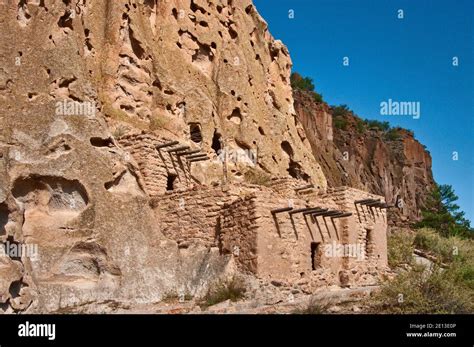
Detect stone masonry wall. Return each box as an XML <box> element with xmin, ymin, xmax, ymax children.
<box><xmin>219</xmin><ymin>194</ymin><xmax>260</xmax><ymax>273</ymax></box>
<box><xmin>151</xmin><ymin>186</ymin><xmax>246</xmax><ymax>248</ymax></box>
<box><xmin>328</xmin><ymin>187</ymin><xmax>388</xmax><ymax>270</ymax></box>
<box><xmin>149</xmin><ymin>178</ymin><xmax>389</xmax><ymax>288</ymax></box>
<box><xmin>220</xmin><ymin>185</ymin><xmax>389</xmax><ymax>288</ymax></box>
<box><xmin>118</xmin><ymin>132</ymin><xmax>195</xmax><ymax>196</ymax></box>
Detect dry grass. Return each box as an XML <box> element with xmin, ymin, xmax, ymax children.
<box><xmin>200</xmin><ymin>277</ymin><xmax>247</xmax><ymax>308</ymax></box>
<box><xmin>369</xmin><ymin>228</ymin><xmax>474</xmax><ymax>314</ymax></box>
<box><xmin>293</xmin><ymin>296</ymin><xmax>332</xmax><ymax>314</ymax></box>
<box><xmin>243</xmin><ymin>168</ymin><xmax>272</xmax><ymax>186</ymax></box>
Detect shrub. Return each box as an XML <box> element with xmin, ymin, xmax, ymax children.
<box><xmin>293</xmin><ymin>296</ymin><xmax>332</xmax><ymax>314</ymax></box>
<box><xmin>414</xmin><ymin>228</ymin><xmax>472</xmax><ymax>264</ymax></box>
<box><xmin>370</xmin><ymin>228</ymin><xmax>474</xmax><ymax>313</ymax></box>
<box><xmin>200</xmin><ymin>277</ymin><xmax>247</xmax><ymax>308</ymax></box>
<box><xmin>291</xmin><ymin>72</ymin><xmax>324</xmax><ymax>103</ymax></box>
<box><xmin>243</xmin><ymin>168</ymin><xmax>272</xmax><ymax>186</ymax></box>
<box><xmin>161</xmin><ymin>292</ymin><xmax>194</xmax><ymax>303</ymax></box>
<box><xmin>112</xmin><ymin>125</ymin><xmax>128</xmax><ymax>139</ymax></box>
<box><xmin>149</xmin><ymin>115</ymin><xmax>169</xmax><ymax>131</ymax></box>
<box><xmin>365</xmin><ymin>119</ymin><xmax>390</xmax><ymax>132</ymax></box>
<box><xmin>332</xmin><ymin>104</ymin><xmax>350</xmax><ymax>117</ymax></box>
<box><xmin>333</xmin><ymin>116</ymin><xmax>348</xmax><ymax>130</ymax></box>
<box><xmin>356</xmin><ymin>119</ymin><xmax>366</xmax><ymax>134</ymax></box>
<box><xmin>369</xmin><ymin>264</ymin><xmax>473</xmax><ymax>314</ymax></box>
<box><xmin>101</xmin><ymin>102</ymin><xmax>148</xmax><ymax>130</ymax></box>
<box><xmin>313</xmin><ymin>91</ymin><xmax>324</xmax><ymax>103</ymax></box>
<box><xmin>290</xmin><ymin>72</ymin><xmax>315</xmax><ymax>92</ymax></box>
<box><xmin>452</xmin><ymin>261</ymin><xmax>474</xmax><ymax>290</ymax></box>
<box><xmin>388</xmin><ymin>230</ymin><xmax>415</xmax><ymax>268</ymax></box>
<box><xmin>384</xmin><ymin>128</ymin><xmax>401</xmax><ymax>141</ymax></box>
<box><xmin>414</xmin><ymin>228</ymin><xmax>457</xmax><ymax>263</ymax></box>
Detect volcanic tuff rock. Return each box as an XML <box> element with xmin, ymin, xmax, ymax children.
<box><xmin>294</xmin><ymin>89</ymin><xmax>435</xmax><ymax>224</ymax></box>
<box><xmin>0</xmin><ymin>0</ymin><xmax>327</xmax><ymax>313</ymax></box>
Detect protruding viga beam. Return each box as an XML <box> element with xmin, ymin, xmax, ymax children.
<box><xmin>185</xmin><ymin>153</ymin><xmax>208</xmax><ymax>160</ymax></box>
<box><xmin>311</xmin><ymin>210</ymin><xmax>331</xmax><ymax>217</ymax></box>
<box><xmin>310</xmin><ymin>209</ymin><xmax>332</xmax><ymax>223</ymax></box>
<box><xmin>365</xmin><ymin>200</ymin><xmax>383</xmax><ymax>207</ymax></box>
<box><xmin>321</xmin><ymin>210</ymin><xmax>344</xmax><ymax>217</ymax></box>
<box><xmin>188</xmin><ymin>156</ymin><xmax>209</xmax><ymax>163</ymax></box>
<box><xmin>302</xmin><ymin>208</ymin><xmax>327</xmax><ymax>216</ymax></box>
<box><xmin>294</xmin><ymin>184</ymin><xmax>314</xmax><ymax>192</ymax></box>
<box><xmin>330</xmin><ymin>212</ymin><xmax>352</xmax><ymax>219</ymax></box>
<box><xmin>372</xmin><ymin>203</ymin><xmax>391</xmax><ymax>209</ymax></box>
<box><xmin>271</xmin><ymin>207</ymin><xmax>293</xmax><ymax>215</ymax></box>
<box><xmin>354</xmin><ymin>198</ymin><xmax>374</xmax><ymax>204</ymax></box>
<box><xmin>354</xmin><ymin>199</ymin><xmax>380</xmax><ymax>206</ymax></box>
<box><xmin>156</xmin><ymin>141</ymin><xmax>179</xmax><ymax>150</ymax></box>
<box><xmin>176</xmin><ymin>149</ymin><xmax>201</xmax><ymax>156</ymax></box>
<box><xmin>288</xmin><ymin>207</ymin><xmax>321</xmax><ymax>215</ymax></box>
<box><xmin>166</xmin><ymin>145</ymin><xmax>190</xmax><ymax>153</ymax></box>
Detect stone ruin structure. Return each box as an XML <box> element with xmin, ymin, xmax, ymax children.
<box><xmin>121</xmin><ymin>131</ymin><xmax>389</xmax><ymax>290</ymax></box>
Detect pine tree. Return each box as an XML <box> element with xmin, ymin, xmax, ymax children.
<box><xmin>416</xmin><ymin>184</ymin><xmax>473</xmax><ymax>238</ymax></box>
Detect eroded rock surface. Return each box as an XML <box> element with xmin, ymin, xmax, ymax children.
<box><xmin>294</xmin><ymin>89</ymin><xmax>435</xmax><ymax>225</ymax></box>
<box><xmin>0</xmin><ymin>0</ymin><xmax>328</xmax><ymax>313</ymax></box>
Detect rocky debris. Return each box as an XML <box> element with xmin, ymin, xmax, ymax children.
<box><xmin>73</xmin><ymin>283</ymin><xmax>380</xmax><ymax>314</ymax></box>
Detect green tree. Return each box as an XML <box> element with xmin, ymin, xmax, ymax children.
<box><xmin>384</xmin><ymin>128</ymin><xmax>401</xmax><ymax>141</ymax></box>
<box><xmin>332</xmin><ymin>104</ymin><xmax>351</xmax><ymax>117</ymax></box>
<box><xmin>364</xmin><ymin>119</ymin><xmax>390</xmax><ymax>132</ymax></box>
<box><xmin>416</xmin><ymin>184</ymin><xmax>473</xmax><ymax>238</ymax></box>
<box><xmin>356</xmin><ymin>119</ymin><xmax>366</xmax><ymax>134</ymax></box>
<box><xmin>290</xmin><ymin>72</ymin><xmax>315</xmax><ymax>91</ymax></box>
<box><xmin>291</xmin><ymin>72</ymin><xmax>324</xmax><ymax>103</ymax></box>
<box><xmin>333</xmin><ymin>116</ymin><xmax>348</xmax><ymax>130</ymax></box>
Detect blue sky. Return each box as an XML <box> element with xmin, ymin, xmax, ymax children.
<box><xmin>254</xmin><ymin>0</ymin><xmax>473</xmax><ymax>222</ymax></box>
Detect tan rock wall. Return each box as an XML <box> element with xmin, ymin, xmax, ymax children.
<box><xmin>294</xmin><ymin>90</ymin><xmax>435</xmax><ymax>224</ymax></box>
<box><xmin>96</xmin><ymin>0</ymin><xmax>327</xmax><ymax>187</ymax></box>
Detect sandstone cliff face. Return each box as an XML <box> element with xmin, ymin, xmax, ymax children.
<box><xmin>294</xmin><ymin>90</ymin><xmax>435</xmax><ymax>224</ymax></box>
<box><xmin>97</xmin><ymin>0</ymin><xmax>325</xmax><ymax>186</ymax></box>
<box><xmin>0</xmin><ymin>0</ymin><xmax>328</xmax><ymax>313</ymax></box>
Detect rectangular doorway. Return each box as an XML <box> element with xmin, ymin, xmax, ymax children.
<box><xmin>311</xmin><ymin>242</ymin><xmax>320</xmax><ymax>270</ymax></box>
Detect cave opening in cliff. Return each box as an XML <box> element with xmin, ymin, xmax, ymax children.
<box><xmin>288</xmin><ymin>160</ymin><xmax>310</xmax><ymax>182</ymax></box>
<box><xmin>8</xmin><ymin>280</ymin><xmax>22</xmax><ymax>299</ymax></box>
<box><xmin>90</xmin><ymin>137</ymin><xmax>113</xmax><ymax>148</ymax></box>
<box><xmin>211</xmin><ymin>130</ymin><xmax>222</xmax><ymax>154</ymax></box>
<box><xmin>167</xmin><ymin>173</ymin><xmax>177</xmax><ymax>191</ymax></box>
<box><xmin>0</xmin><ymin>203</ymin><xmax>8</xmax><ymax>236</ymax></box>
<box><xmin>189</xmin><ymin>123</ymin><xmax>202</xmax><ymax>143</ymax></box>
<box><xmin>281</xmin><ymin>141</ymin><xmax>294</xmax><ymax>157</ymax></box>
<box><xmin>288</xmin><ymin>161</ymin><xmax>299</xmax><ymax>179</ymax></box>
<box><xmin>311</xmin><ymin>242</ymin><xmax>320</xmax><ymax>270</ymax></box>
